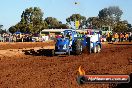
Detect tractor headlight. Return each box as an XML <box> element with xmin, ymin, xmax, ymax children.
<box><xmin>63</xmin><ymin>44</ymin><xmax>67</xmax><ymax>49</ymax></box>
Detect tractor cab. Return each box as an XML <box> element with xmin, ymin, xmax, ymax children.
<box><xmin>63</xmin><ymin>30</ymin><xmax>77</xmax><ymax>39</ymax></box>
<box><xmin>55</xmin><ymin>29</ymin><xmax>78</xmax><ymax>55</ymax></box>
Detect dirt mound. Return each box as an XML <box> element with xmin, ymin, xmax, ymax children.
<box><xmin>0</xmin><ymin>41</ymin><xmax>55</xmax><ymax>50</ymax></box>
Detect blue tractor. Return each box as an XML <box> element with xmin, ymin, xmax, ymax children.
<box><xmin>54</xmin><ymin>29</ymin><xmax>102</xmax><ymax>55</ymax></box>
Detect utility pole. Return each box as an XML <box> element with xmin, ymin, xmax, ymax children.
<box><xmin>74</xmin><ymin>1</ymin><xmax>80</xmax><ymax>30</ymax></box>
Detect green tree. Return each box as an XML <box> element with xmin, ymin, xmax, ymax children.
<box><xmin>58</xmin><ymin>24</ymin><xmax>69</xmax><ymax>29</ymax></box>
<box><xmin>98</xmin><ymin>6</ymin><xmax>123</xmax><ymax>28</ymax></box>
<box><xmin>0</xmin><ymin>25</ymin><xmax>3</xmax><ymax>29</ymax></box>
<box><xmin>121</xmin><ymin>21</ymin><xmax>132</xmax><ymax>32</ymax></box>
<box><xmin>0</xmin><ymin>25</ymin><xmax>7</xmax><ymax>34</ymax></box>
<box><xmin>45</xmin><ymin>17</ymin><xmax>61</xmax><ymax>29</ymax></box>
<box><xmin>127</xmin><ymin>23</ymin><xmax>132</xmax><ymax>32</ymax></box>
<box><xmin>113</xmin><ymin>21</ymin><xmax>128</xmax><ymax>32</ymax></box>
<box><xmin>87</xmin><ymin>17</ymin><xmax>101</xmax><ymax>28</ymax></box>
<box><xmin>8</xmin><ymin>26</ymin><xmax>17</xmax><ymax>34</ymax></box>
<box><xmin>108</xmin><ymin>6</ymin><xmax>123</xmax><ymax>22</ymax></box>
<box><xmin>0</xmin><ymin>25</ymin><xmax>3</xmax><ymax>33</ymax></box>
<box><xmin>20</xmin><ymin>7</ymin><xmax>45</xmax><ymax>33</ymax></box>
<box><xmin>66</xmin><ymin>14</ymin><xmax>86</xmax><ymax>29</ymax></box>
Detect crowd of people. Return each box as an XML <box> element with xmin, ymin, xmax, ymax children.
<box><xmin>0</xmin><ymin>31</ymin><xmax>132</xmax><ymax>43</ymax></box>
<box><xmin>105</xmin><ymin>32</ymin><xmax>132</xmax><ymax>42</ymax></box>
<box><xmin>0</xmin><ymin>33</ymin><xmax>33</xmax><ymax>42</ymax></box>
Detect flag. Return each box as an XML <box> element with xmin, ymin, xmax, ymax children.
<box><xmin>75</xmin><ymin>21</ymin><xmax>80</xmax><ymax>29</ymax></box>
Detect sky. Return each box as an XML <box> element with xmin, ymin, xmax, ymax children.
<box><xmin>0</xmin><ymin>0</ymin><xmax>132</xmax><ymax>29</ymax></box>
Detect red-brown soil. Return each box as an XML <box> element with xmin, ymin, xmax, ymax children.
<box><xmin>0</xmin><ymin>41</ymin><xmax>55</xmax><ymax>50</ymax></box>
<box><xmin>0</xmin><ymin>42</ymin><xmax>132</xmax><ymax>88</ymax></box>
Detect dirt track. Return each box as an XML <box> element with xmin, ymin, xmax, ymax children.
<box><xmin>0</xmin><ymin>42</ymin><xmax>132</xmax><ymax>88</ymax></box>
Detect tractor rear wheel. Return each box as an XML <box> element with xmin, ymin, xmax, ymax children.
<box><xmin>73</xmin><ymin>40</ymin><xmax>82</xmax><ymax>55</ymax></box>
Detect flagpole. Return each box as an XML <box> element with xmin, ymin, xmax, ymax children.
<box><xmin>74</xmin><ymin>2</ymin><xmax>78</xmax><ymax>30</ymax></box>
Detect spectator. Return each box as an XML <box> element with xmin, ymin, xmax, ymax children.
<box><xmin>125</xmin><ymin>33</ymin><xmax>129</xmax><ymax>41</ymax></box>
<box><xmin>114</xmin><ymin>33</ymin><xmax>119</xmax><ymax>42</ymax></box>
<box><xmin>110</xmin><ymin>32</ymin><xmax>112</xmax><ymax>42</ymax></box>
<box><xmin>129</xmin><ymin>32</ymin><xmax>132</xmax><ymax>42</ymax></box>
<box><xmin>120</xmin><ymin>33</ymin><xmax>124</xmax><ymax>42</ymax></box>
<box><xmin>107</xmin><ymin>32</ymin><xmax>110</xmax><ymax>42</ymax></box>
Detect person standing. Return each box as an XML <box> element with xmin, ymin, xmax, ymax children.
<box><xmin>125</xmin><ymin>33</ymin><xmax>129</xmax><ymax>41</ymax></box>
<box><xmin>129</xmin><ymin>32</ymin><xmax>132</xmax><ymax>42</ymax></box>
<box><xmin>120</xmin><ymin>33</ymin><xmax>124</xmax><ymax>42</ymax></box>
<box><xmin>110</xmin><ymin>32</ymin><xmax>112</xmax><ymax>42</ymax></box>
<box><xmin>107</xmin><ymin>32</ymin><xmax>110</xmax><ymax>42</ymax></box>
<box><xmin>114</xmin><ymin>33</ymin><xmax>119</xmax><ymax>42</ymax></box>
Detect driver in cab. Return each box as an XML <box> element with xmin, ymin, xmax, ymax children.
<box><xmin>66</xmin><ymin>33</ymin><xmax>72</xmax><ymax>40</ymax></box>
